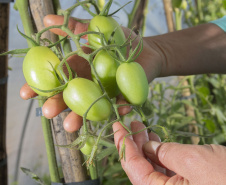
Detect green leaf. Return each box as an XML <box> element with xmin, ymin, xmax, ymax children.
<box><xmin>223</xmin><ymin>0</ymin><xmax>226</xmax><ymax>9</ymax></box>
<box><xmin>0</xmin><ymin>48</ymin><xmax>30</xmax><ymax>56</ymax></box>
<box><xmin>17</xmin><ymin>26</ymin><xmax>38</xmax><ymax>47</ymax></box>
<box><xmin>197</xmin><ymin>86</ymin><xmax>210</xmax><ymax>97</ymax></box>
<box><xmin>203</xmin><ymin>119</ymin><xmax>216</xmax><ymax>133</ymax></box>
<box><xmin>213</xmin><ymin>133</ymin><xmax>226</xmax><ymax>145</ymax></box>
<box><xmin>20</xmin><ymin>167</ymin><xmax>46</xmax><ymax>185</ymax></box>
<box><xmin>197</xmin><ymin>86</ymin><xmax>210</xmax><ymax>105</ymax></box>
<box><xmin>96</xmin><ymin>146</ymin><xmax>117</xmax><ymax>161</ymax></box>
<box><xmin>212</xmin><ymin>107</ymin><xmax>226</xmax><ymax>123</ymax></box>
<box><xmin>103</xmin><ymin>163</ymin><xmax>123</xmax><ymax>177</ymax></box>
<box><xmin>56</xmin><ymin>135</ymin><xmax>85</xmax><ymax>149</ymax></box>
<box><xmin>47</xmin><ymin>36</ymin><xmax>68</xmax><ymax>48</ymax></box>
<box><xmin>208</xmin><ymin>78</ymin><xmax>220</xmax><ymax>88</ymax></box>
<box><xmin>181</xmin><ymin>100</ymin><xmax>196</xmax><ymax>109</ymax></box>
<box><xmin>141</xmin><ymin>100</ymin><xmax>153</xmax><ymax>118</ymax></box>
<box><xmin>108</xmin><ymin>1</ymin><xmax>132</xmax><ymax>16</ymax></box>
<box><xmin>175</xmin><ymin>131</ymin><xmax>214</xmax><ymax>138</ymax></box>
<box><xmin>172</xmin><ymin>0</ymin><xmax>182</xmax><ymax>9</ymax></box>
<box><xmin>171</xmin><ymin>101</ymin><xmax>183</xmax><ymax>112</ymax></box>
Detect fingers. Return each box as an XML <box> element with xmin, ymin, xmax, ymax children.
<box><xmin>148</xmin><ymin>132</ymin><xmax>161</xmax><ymax>142</ymax></box>
<box><xmin>130</xmin><ymin>121</ymin><xmax>149</xmax><ymax>155</ymax></box>
<box><xmin>116</xmin><ymin>95</ymin><xmax>132</xmax><ymax>115</ymax></box>
<box><xmin>113</xmin><ymin>121</ymin><xmax>169</xmax><ymax>185</ymax></box>
<box><xmin>44</xmin><ymin>15</ymin><xmax>89</xmax><ymax>40</ymax></box>
<box><xmin>20</xmin><ymin>83</ymin><xmax>37</xmax><ymax>100</ymax></box>
<box><xmin>63</xmin><ymin>111</ymin><xmax>83</xmax><ymax>133</ymax></box>
<box><xmin>66</xmin><ymin>46</ymin><xmax>92</xmax><ymax>79</ymax></box>
<box><xmin>42</xmin><ymin>92</ymin><xmax>67</xmax><ymax>119</ymax></box>
<box><xmin>143</xmin><ymin>141</ymin><xmax>226</xmax><ymax>184</ymax></box>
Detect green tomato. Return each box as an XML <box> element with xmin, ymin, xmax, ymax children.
<box><xmin>80</xmin><ymin>137</ymin><xmax>95</xmax><ymax>156</ymax></box>
<box><xmin>63</xmin><ymin>78</ymin><xmax>111</xmax><ymax>121</ymax></box>
<box><xmin>116</xmin><ymin>62</ymin><xmax>149</xmax><ymax>105</ymax></box>
<box><xmin>180</xmin><ymin>0</ymin><xmax>187</xmax><ymax>10</ymax></box>
<box><xmin>23</xmin><ymin>46</ymin><xmax>61</xmax><ymax>96</ymax></box>
<box><xmin>88</xmin><ymin>15</ymin><xmax>126</xmax><ymax>56</ymax></box>
<box><xmin>91</xmin><ymin>50</ymin><xmax>120</xmax><ymax>98</ymax></box>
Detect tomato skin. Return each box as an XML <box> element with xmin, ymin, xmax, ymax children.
<box><xmin>88</xmin><ymin>15</ymin><xmax>126</xmax><ymax>56</ymax></box>
<box><xmin>63</xmin><ymin>78</ymin><xmax>111</xmax><ymax>121</ymax></box>
<box><xmin>80</xmin><ymin>137</ymin><xmax>95</xmax><ymax>156</ymax></box>
<box><xmin>91</xmin><ymin>50</ymin><xmax>120</xmax><ymax>98</ymax></box>
<box><xmin>23</xmin><ymin>46</ymin><xmax>61</xmax><ymax>96</ymax></box>
<box><xmin>116</xmin><ymin>62</ymin><xmax>149</xmax><ymax>105</ymax></box>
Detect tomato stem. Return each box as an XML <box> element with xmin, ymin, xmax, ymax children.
<box><xmin>36</xmin><ymin>25</ymin><xmax>61</xmax><ymax>45</ymax></box>
<box><xmin>82</xmin><ymin>94</ymin><xmax>108</xmax><ymax>133</ymax></box>
<box><xmin>14</xmin><ymin>0</ymin><xmax>35</xmax><ymax>48</ymax></box>
<box><xmin>66</xmin><ymin>0</ymin><xmax>97</xmax><ymax>17</ymax></box>
<box><xmin>113</xmin><ymin>104</ymin><xmax>132</xmax><ymax>134</ymax></box>
<box><xmin>137</xmin><ymin>106</ymin><xmax>148</xmax><ymax>127</ymax></box>
<box><xmin>39</xmin><ymin>100</ymin><xmax>61</xmax><ymax>182</ymax></box>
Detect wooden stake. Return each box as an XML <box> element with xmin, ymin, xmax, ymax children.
<box><xmin>163</xmin><ymin>0</ymin><xmax>175</xmax><ymax>32</ymax></box>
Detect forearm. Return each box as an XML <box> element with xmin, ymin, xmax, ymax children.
<box><xmin>145</xmin><ymin>23</ymin><xmax>226</xmax><ymax>77</ymax></box>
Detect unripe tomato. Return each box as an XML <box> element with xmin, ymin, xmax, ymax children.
<box><xmin>88</xmin><ymin>15</ymin><xmax>126</xmax><ymax>56</ymax></box>
<box><xmin>116</xmin><ymin>62</ymin><xmax>149</xmax><ymax>105</ymax></box>
<box><xmin>80</xmin><ymin>137</ymin><xmax>95</xmax><ymax>156</ymax></box>
<box><xmin>97</xmin><ymin>0</ymin><xmax>105</xmax><ymax>11</ymax></box>
<box><xmin>91</xmin><ymin>50</ymin><xmax>120</xmax><ymax>98</ymax></box>
<box><xmin>180</xmin><ymin>0</ymin><xmax>187</xmax><ymax>10</ymax></box>
<box><xmin>63</xmin><ymin>78</ymin><xmax>111</xmax><ymax>121</ymax></box>
<box><xmin>23</xmin><ymin>46</ymin><xmax>61</xmax><ymax>96</ymax></box>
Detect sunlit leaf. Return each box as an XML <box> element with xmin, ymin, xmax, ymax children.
<box><xmin>21</xmin><ymin>168</ymin><xmax>46</xmax><ymax>185</ymax></box>
<box><xmin>96</xmin><ymin>146</ymin><xmax>117</xmax><ymax>161</ymax></box>
<box><xmin>203</xmin><ymin>119</ymin><xmax>216</xmax><ymax>133</ymax></box>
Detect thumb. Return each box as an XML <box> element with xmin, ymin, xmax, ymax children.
<box><xmin>143</xmin><ymin>141</ymin><xmax>220</xmax><ymax>182</ymax></box>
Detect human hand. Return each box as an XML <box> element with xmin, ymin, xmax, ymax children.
<box><xmin>20</xmin><ymin>15</ymin><xmax>163</xmax><ymax>132</ymax></box>
<box><xmin>113</xmin><ymin>121</ymin><xmax>226</xmax><ymax>185</ymax></box>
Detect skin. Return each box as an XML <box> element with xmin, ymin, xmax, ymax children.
<box><xmin>113</xmin><ymin>121</ymin><xmax>226</xmax><ymax>185</ymax></box>
<box><xmin>20</xmin><ymin>15</ymin><xmax>226</xmax><ymax>184</ymax></box>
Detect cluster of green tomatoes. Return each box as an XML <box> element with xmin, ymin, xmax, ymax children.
<box><xmin>21</xmin><ymin>2</ymin><xmax>149</xmax><ymax>156</ymax></box>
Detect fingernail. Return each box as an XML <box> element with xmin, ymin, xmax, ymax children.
<box><xmin>143</xmin><ymin>141</ymin><xmax>161</xmax><ymax>154</ymax></box>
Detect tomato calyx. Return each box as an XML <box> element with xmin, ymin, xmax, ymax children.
<box><xmin>74</xmin><ymin>0</ymin><xmax>131</xmax><ymax>18</ymax></box>
<box><xmin>98</xmin><ymin>0</ymin><xmax>132</xmax><ymax>17</ymax></box>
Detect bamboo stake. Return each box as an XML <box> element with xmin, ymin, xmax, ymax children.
<box><xmin>162</xmin><ymin>0</ymin><xmax>200</xmax><ymax>144</ymax></box>
<box><xmin>51</xmin><ymin>113</ymin><xmax>88</xmax><ymax>182</ymax></box>
<box><xmin>0</xmin><ymin>3</ymin><xmax>9</xmax><ymax>185</ymax></box>
<box><xmin>163</xmin><ymin>0</ymin><xmax>175</xmax><ymax>32</ymax></box>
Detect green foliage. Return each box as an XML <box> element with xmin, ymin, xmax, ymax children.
<box><xmin>186</xmin><ymin>0</ymin><xmax>226</xmax><ymax>25</ymax></box>
<box><xmin>155</xmin><ymin>0</ymin><xmax>226</xmax><ymax>145</ymax></box>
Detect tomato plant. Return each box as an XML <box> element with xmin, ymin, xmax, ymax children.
<box><xmin>88</xmin><ymin>15</ymin><xmax>126</xmax><ymax>56</ymax></box>
<box><xmin>91</xmin><ymin>50</ymin><xmax>120</xmax><ymax>98</ymax></box>
<box><xmin>63</xmin><ymin>78</ymin><xmax>112</xmax><ymax>121</ymax></box>
<box><xmin>80</xmin><ymin>137</ymin><xmax>96</xmax><ymax>156</ymax></box>
<box><xmin>116</xmin><ymin>62</ymin><xmax>149</xmax><ymax>105</ymax></box>
<box><xmin>23</xmin><ymin>46</ymin><xmax>62</xmax><ymax>96</ymax></box>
